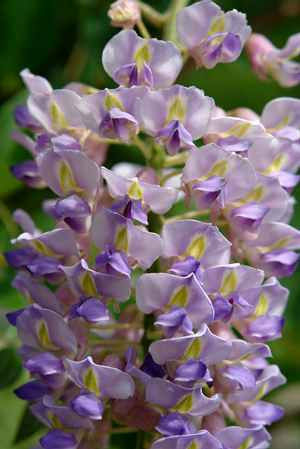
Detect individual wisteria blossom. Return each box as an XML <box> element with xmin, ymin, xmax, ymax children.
<box><xmin>102</xmin><ymin>30</ymin><xmax>183</xmax><ymax>89</ymax></box>
<box><xmin>101</xmin><ymin>166</ymin><xmax>178</xmax><ymax>216</ymax></box>
<box><xmin>77</xmin><ymin>86</ymin><xmax>149</xmax><ymax>145</ymax></box>
<box><xmin>176</xmin><ymin>0</ymin><xmax>251</xmax><ymax>69</ymax></box>
<box><xmin>5</xmin><ymin>1</ymin><xmax>300</xmax><ymax>449</ymax></box>
<box><xmin>181</xmin><ymin>143</ymin><xmax>257</xmax><ymax>210</ymax></box>
<box><xmin>134</xmin><ymin>85</ymin><xmax>215</xmax><ymax>155</ymax></box>
<box><xmin>246</xmin><ymin>32</ymin><xmax>300</xmax><ymax>87</ymax></box>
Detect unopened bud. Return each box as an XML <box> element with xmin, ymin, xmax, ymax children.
<box><xmin>108</xmin><ymin>1</ymin><xmax>141</xmax><ymax>30</ymax></box>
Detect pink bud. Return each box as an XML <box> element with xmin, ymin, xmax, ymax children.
<box><xmin>245</xmin><ymin>33</ymin><xmax>276</xmax><ymax>81</ymax></box>
<box><xmin>108</xmin><ymin>1</ymin><xmax>141</xmax><ymax>30</ymax></box>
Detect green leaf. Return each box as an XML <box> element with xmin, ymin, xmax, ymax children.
<box><xmin>0</xmin><ymin>88</ymin><xmax>29</xmax><ymax>164</ymax></box>
<box><xmin>14</xmin><ymin>403</ymin><xmax>44</xmax><ymax>444</ymax></box>
<box><xmin>0</xmin><ymin>348</ymin><xmax>23</xmax><ymax>389</ymax></box>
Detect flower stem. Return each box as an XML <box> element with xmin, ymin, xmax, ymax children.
<box><xmin>164</xmin><ymin>209</ymin><xmax>210</xmax><ymax>223</ymax></box>
<box><xmin>138</xmin><ymin>2</ymin><xmax>170</xmax><ymax>27</ymax></box>
<box><xmin>132</xmin><ymin>134</ymin><xmax>151</xmax><ymax>160</ymax></box>
<box><xmin>98</xmin><ymin>426</ymin><xmax>138</xmax><ymax>435</ymax></box>
<box><xmin>160</xmin><ymin>168</ymin><xmax>183</xmax><ymax>185</ymax></box>
<box><xmin>163</xmin><ymin>151</ymin><xmax>189</xmax><ymax>167</ymax></box>
<box><xmin>0</xmin><ymin>199</ymin><xmax>20</xmax><ymax>238</ymax></box>
<box><xmin>136</xmin><ymin>20</ymin><xmax>151</xmax><ymax>39</ymax></box>
<box><xmin>163</xmin><ymin>0</ymin><xmax>190</xmax><ymax>44</ymax></box>
<box><xmin>91</xmin><ymin>323</ymin><xmax>142</xmax><ymax>330</ymax></box>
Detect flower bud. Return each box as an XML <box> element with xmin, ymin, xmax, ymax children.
<box><xmin>108</xmin><ymin>1</ymin><xmax>141</xmax><ymax>30</ymax></box>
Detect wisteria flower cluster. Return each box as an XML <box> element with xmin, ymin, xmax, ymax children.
<box><xmin>5</xmin><ymin>1</ymin><xmax>300</xmax><ymax>448</ymax></box>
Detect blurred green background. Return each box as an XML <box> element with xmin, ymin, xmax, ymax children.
<box><xmin>0</xmin><ymin>0</ymin><xmax>300</xmax><ymax>448</ymax></box>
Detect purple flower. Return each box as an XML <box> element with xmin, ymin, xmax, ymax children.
<box><xmin>176</xmin><ymin>0</ymin><xmax>251</xmax><ymax>69</ymax></box>
<box><xmin>134</xmin><ymin>85</ymin><xmax>214</xmax><ymax>155</ymax></box>
<box><xmin>102</xmin><ymin>30</ymin><xmax>182</xmax><ymax>89</ymax></box>
<box><xmin>246</xmin><ymin>32</ymin><xmax>300</xmax><ymax>87</ymax></box>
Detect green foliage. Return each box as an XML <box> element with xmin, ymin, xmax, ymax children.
<box><xmin>14</xmin><ymin>404</ymin><xmax>44</xmax><ymax>444</ymax></box>
<box><xmin>0</xmin><ymin>348</ymin><xmax>23</xmax><ymax>389</ymax></box>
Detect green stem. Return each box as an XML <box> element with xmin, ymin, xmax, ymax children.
<box><xmin>163</xmin><ymin>0</ymin><xmax>191</xmax><ymax>44</ymax></box>
<box><xmin>137</xmin><ymin>2</ymin><xmax>170</xmax><ymax>27</ymax></box>
<box><xmin>163</xmin><ymin>151</ymin><xmax>189</xmax><ymax>167</ymax></box>
<box><xmin>136</xmin><ymin>430</ymin><xmax>147</xmax><ymax>449</ymax></box>
<box><xmin>136</xmin><ymin>20</ymin><xmax>151</xmax><ymax>39</ymax></box>
<box><xmin>149</xmin><ymin>143</ymin><xmax>165</xmax><ymax>180</ymax></box>
<box><xmin>0</xmin><ymin>199</ymin><xmax>20</xmax><ymax>239</ymax></box>
<box><xmin>160</xmin><ymin>168</ymin><xmax>183</xmax><ymax>185</ymax></box>
<box><xmin>91</xmin><ymin>323</ymin><xmax>142</xmax><ymax>330</ymax></box>
<box><xmin>132</xmin><ymin>134</ymin><xmax>151</xmax><ymax>160</ymax></box>
<box><xmin>164</xmin><ymin>209</ymin><xmax>210</xmax><ymax>223</ymax></box>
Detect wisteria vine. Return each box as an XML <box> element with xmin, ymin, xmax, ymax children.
<box><xmin>5</xmin><ymin>1</ymin><xmax>300</xmax><ymax>448</ymax></box>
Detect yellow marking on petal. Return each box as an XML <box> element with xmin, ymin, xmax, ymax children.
<box><xmin>243</xmin><ymin>384</ymin><xmax>268</xmax><ymax>406</ymax></box>
<box><xmin>38</xmin><ymin>322</ymin><xmax>58</xmax><ymax>350</ymax></box>
<box><xmin>208</xmin><ymin>15</ymin><xmax>225</xmax><ymax>36</ymax></box>
<box><xmin>238</xmin><ymin>437</ymin><xmax>252</xmax><ymax>449</ymax></box>
<box><xmin>167</xmin><ymin>97</ymin><xmax>185</xmax><ymax>124</ymax></box>
<box><xmin>59</xmin><ymin>160</ymin><xmax>80</xmax><ymax>194</ymax></box>
<box><xmin>165</xmin><ymin>285</ymin><xmax>188</xmax><ymax>310</ymax></box>
<box><xmin>267</xmin><ymin>113</ymin><xmax>292</xmax><ymax>132</ymax></box>
<box><xmin>253</xmin><ymin>292</ymin><xmax>268</xmax><ymax>319</ymax></box>
<box><xmin>219</xmin><ymin>122</ymin><xmax>251</xmax><ymax>139</ymax></box>
<box><xmin>263</xmin><ymin>153</ymin><xmax>284</xmax><ymax>174</ymax></box>
<box><xmin>51</xmin><ymin>102</ymin><xmax>71</xmax><ymax>132</ymax></box>
<box><xmin>172</xmin><ymin>393</ymin><xmax>193</xmax><ymax>414</ymax></box>
<box><xmin>182</xmin><ymin>235</ymin><xmax>205</xmax><ymax>260</ymax></box>
<box><xmin>178</xmin><ymin>338</ymin><xmax>202</xmax><ymax>363</ymax></box>
<box><xmin>32</xmin><ymin>239</ymin><xmax>56</xmax><ymax>256</ymax></box>
<box><xmin>51</xmin><ymin>413</ymin><xmax>68</xmax><ymax>430</ymax></box>
<box><xmin>220</xmin><ymin>270</ymin><xmax>237</xmax><ymax>296</ymax></box>
<box><xmin>187</xmin><ymin>440</ymin><xmax>201</xmax><ymax>449</ymax></box>
<box><xmin>256</xmin><ymin>237</ymin><xmax>290</xmax><ymax>256</ymax></box>
<box><xmin>134</xmin><ymin>43</ymin><xmax>150</xmax><ymax>71</ymax></box>
<box><xmin>114</xmin><ymin>225</ymin><xmax>129</xmax><ymax>252</ymax></box>
<box><xmin>127</xmin><ymin>179</ymin><xmax>143</xmax><ymax>200</ymax></box>
<box><xmin>81</xmin><ymin>271</ymin><xmax>98</xmax><ymax>297</ymax></box>
<box><xmin>25</xmin><ymin>290</ymin><xmax>34</xmax><ymax>304</ymax></box>
<box><xmin>206</xmin><ymin>158</ymin><xmax>228</xmax><ymax>178</ymax></box>
<box><xmin>225</xmin><ymin>351</ymin><xmax>253</xmax><ymax>365</ymax></box>
<box><xmin>258</xmin><ymin>237</ymin><xmax>290</xmax><ymax>254</ymax></box>
<box><xmin>237</xmin><ymin>185</ymin><xmax>263</xmax><ymax>206</ymax></box>
<box><xmin>105</xmin><ymin>92</ymin><xmax>123</xmax><ymax>111</ymax></box>
<box><xmin>84</xmin><ymin>367</ymin><xmax>99</xmax><ymax>393</ymax></box>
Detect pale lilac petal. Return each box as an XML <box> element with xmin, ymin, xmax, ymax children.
<box><xmin>216</xmin><ymin>425</ymin><xmax>271</xmax><ymax>449</ymax></box>
<box><xmin>102</xmin><ymin>30</ymin><xmax>182</xmax><ymax>89</ymax></box>
<box><xmin>16</xmin><ymin>304</ymin><xmax>78</xmax><ymax>354</ymax></box>
<box><xmin>12</xmin><ymin>272</ymin><xmax>61</xmax><ymax>313</ymax></box>
<box><xmin>151</xmin><ymin>432</ymin><xmax>222</xmax><ymax>449</ymax></box>
<box><xmin>146</xmin><ymin>378</ymin><xmax>221</xmax><ymax>416</ymax></box>
<box><xmin>60</xmin><ymin>259</ymin><xmax>131</xmax><ymax>302</ymax></box>
<box><xmin>161</xmin><ymin>220</ymin><xmax>231</xmax><ymax>268</ymax></box>
<box><xmin>261</xmin><ymin>97</ymin><xmax>300</xmax><ymax>130</ymax></box>
<box><xmin>66</xmin><ymin>356</ymin><xmax>135</xmax><ymax>399</ymax></box>
<box><xmin>176</xmin><ymin>1</ymin><xmax>221</xmax><ymax>49</ymax></box>
<box><xmin>37</xmin><ymin>148</ymin><xmax>100</xmax><ymax>197</ymax></box>
<box><xmin>149</xmin><ymin>324</ymin><xmax>232</xmax><ymax>366</ymax></box>
<box><xmin>136</xmin><ymin>272</ymin><xmax>213</xmax><ymax>326</ymax></box>
<box><xmin>20</xmin><ymin>68</ymin><xmax>52</xmax><ymax>94</ymax></box>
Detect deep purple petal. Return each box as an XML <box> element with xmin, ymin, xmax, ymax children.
<box><xmin>14</xmin><ymin>379</ymin><xmax>52</xmax><ymax>400</ymax></box>
<box><xmin>40</xmin><ymin>430</ymin><xmax>79</xmax><ymax>449</ymax></box>
<box><xmin>155</xmin><ymin>412</ymin><xmax>190</xmax><ymax>436</ymax></box>
<box><xmin>174</xmin><ymin>359</ymin><xmax>207</xmax><ymax>382</ymax></box>
<box><xmin>70</xmin><ymin>392</ymin><xmax>104</xmax><ymax>419</ymax></box>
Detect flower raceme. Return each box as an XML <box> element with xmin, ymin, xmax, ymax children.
<box><xmin>5</xmin><ymin>1</ymin><xmax>300</xmax><ymax>449</ymax></box>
